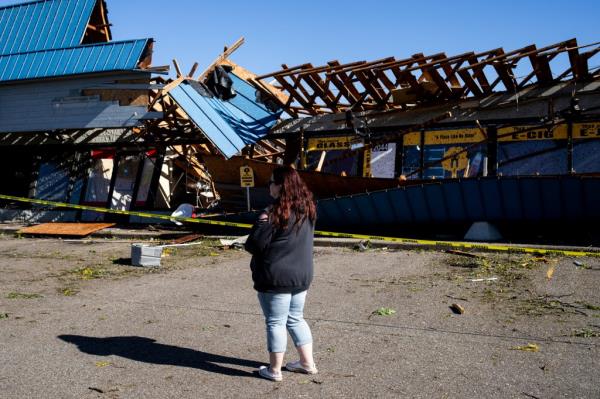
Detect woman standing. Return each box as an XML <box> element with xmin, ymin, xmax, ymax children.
<box><xmin>245</xmin><ymin>166</ymin><xmax>318</xmax><ymax>382</ymax></box>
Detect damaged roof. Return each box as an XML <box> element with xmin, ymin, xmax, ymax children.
<box><xmin>0</xmin><ymin>0</ymin><xmax>102</xmax><ymax>55</ymax></box>
<box><xmin>169</xmin><ymin>73</ymin><xmax>282</xmax><ymax>158</ymax></box>
<box><xmin>0</xmin><ymin>38</ymin><xmax>151</xmax><ymax>82</ymax></box>
<box><xmin>0</xmin><ymin>0</ymin><xmax>150</xmax><ymax>83</ymax></box>
<box><xmin>255</xmin><ymin>38</ymin><xmax>600</xmax><ymax>118</ymax></box>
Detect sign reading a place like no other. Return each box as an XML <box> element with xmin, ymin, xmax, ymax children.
<box><xmin>240</xmin><ymin>166</ymin><xmax>255</xmax><ymax>187</ymax></box>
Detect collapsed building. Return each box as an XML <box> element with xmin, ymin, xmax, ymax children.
<box><xmin>1</xmin><ymin>0</ymin><xmax>599</xmax><ymax>241</ymax></box>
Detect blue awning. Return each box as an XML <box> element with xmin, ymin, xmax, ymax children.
<box><xmin>169</xmin><ymin>73</ymin><xmax>282</xmax><ymax>158</ymax></box>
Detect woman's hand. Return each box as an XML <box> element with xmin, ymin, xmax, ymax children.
<box><xmin>258</xmin><ymin>212</ymin><xmax>269</xmax><ymax>222</ymax></box>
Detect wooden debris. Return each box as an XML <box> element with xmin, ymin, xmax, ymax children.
<box><xmin>170</xmin><ymin>234</ymin><xmax>203</xmax><ymax>245</ymax></box>
<box><xmin>19</xmin><ymin>223</ymin><xmax>115</xmax><ymax>237</ymax></box>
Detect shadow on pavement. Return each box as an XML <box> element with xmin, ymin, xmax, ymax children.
<box><xmin>58</xmin><ymin>335</ymin><xmax>263</xmax><ymax>377</ymax></box>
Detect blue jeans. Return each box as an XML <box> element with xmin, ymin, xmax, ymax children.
<box><xmin>257</xmin><ymin>290</ymin><xmax>313</xmax><ymax>353</ymax></box>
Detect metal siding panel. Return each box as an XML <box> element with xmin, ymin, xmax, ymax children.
<box><xmin>336</xmin><ymin>196</ymin><xmax>361</xmax><ymax>225</ymax></box>
<box><xmin>518</xmin><ymin>178</ymin><xmax>543</xmax><ymax>221</ymax></box>
<box><xmin>499</xmin><ymin>178</ymin><xmax>523</xmax><ymax>221</ymax></box>
<box><xmin>0</xmin><ymin>72</ymin><xmax>152</xmax><ymax>132</ymax></box>
<box><xmin>423</xmin><ymin>184</ymin><xmax>447</xmax><ymax>222</ymax></box>
<box><xmin>318</xmin><ymin>199</ymin><xmax>343</xmax><ymax>227</ymax></box>
<box><xmin>353</xmin><ymin>194</ymin><xmax>378</xmax><ymax>223</ymax></box>
<box><xmin>539</xmin><ymin>178</ymin><xmax>562</xmax><ymax>220</ymax></box>
<box><xmin>387</xmin><ymin>188</ymin><xmax>413</xmax><ymax>223</ymax></box>
<box><xmin>442</xmin><ymin>181</ymin><xmax>466</xmax><ymax>222</ymax></box>
<box><xmin>370</xmin><ymin>190</ymin><xmax>396</xmax><ymax>224</ymax></box>
<box><xmin>460</xmin><ymin>179</ymin><xmax>485</xmax><ymax>221</ymax></box>
<box><xmin>561</xmin><ymin>177</ymin><xmax>583</xmax><ymax>221</ymax></box>
<box><xmin>480</xmin><ymin>179</ymin><xmax>504</xmax><ymax>221</ymax></box>
<box><xmin>583</xmin><ymin>178</ymin><xmax>600</xmax><ymax>219</ymax></box>
<box><xmin>406</xmin><ymin>186</ymin><xmax>430</xmax><ymax>222</ymax></box>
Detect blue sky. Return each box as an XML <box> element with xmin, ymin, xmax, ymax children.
<box><xmin>2</xmin><ymin>0</ymin><xmax>599</xmax><ymax>77</ymax></box>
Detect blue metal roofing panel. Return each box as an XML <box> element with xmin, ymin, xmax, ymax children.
<box><xmin>0</xmin><ymin>0</ymin><xmax>96</xmax><ymax>55</ymax></box>
<box><xmin>169</xmin><ymin>75</ymin><xmax>282</xmax><ymax>158</ymax></box>
<box><xmin>0</xmin><ymin>39</ymin><xmax>148</xmax><ymax>82</ymax></box>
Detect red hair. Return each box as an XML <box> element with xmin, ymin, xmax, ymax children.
<box><xmin>271</xmin><ymin>166</ymin><xmax>316</xmax><ymax>230</ymax></box>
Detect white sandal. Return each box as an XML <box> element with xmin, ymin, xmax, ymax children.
<box><xmin>258</xmin><ymin>366</ymin><xmax>283</xmax><ymax>381</ymax></box>
<box><xmin>285</xmin><ymin>360</ymin><xmax>318</xmax><ymax>374</ymax></box>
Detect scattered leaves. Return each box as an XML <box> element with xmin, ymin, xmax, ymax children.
<box><xmin>510</xmin><ymin>343</ymin><xmax>539</xmax><ymax>352</ymax></box>
<box><xmin>372</xmin><ymin>307</ymin><xmax>396</xmax><ymax>316</ymax></box>
<box><xmin>59</xmin><ymin>288</ymin><xmax>78</xmax><ymax>296</ymax></box>
<box><xmin>571</xmin><ymin>328</ymin><xmax>600</xmax><ymax>338</ymax></box>
<box><xmin>71</xmin><ymin>267</ymin><xmax>106</xmax><ymax>280</ymax></box>
<box><xmin>6</xmin><ymin>292</ymin><xmax>42</xmax><ymax>299</ymax></box>
<box><xmin>0</xmin><ymin>313</ymin><xmax>8</xmax><ymax>319</ymax></box>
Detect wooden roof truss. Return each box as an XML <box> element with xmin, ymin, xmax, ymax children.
<box><xmin>253</xmin><ymin>38</ymin><xmax>600</xmax><ymax>116</ymax></box>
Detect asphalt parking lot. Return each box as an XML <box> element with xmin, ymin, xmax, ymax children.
<box><xmin>0</xmin><ymin>236</ymin><xmax>599</xmax><ymax>398</ymax></box>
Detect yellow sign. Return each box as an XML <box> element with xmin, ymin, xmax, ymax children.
<box><xmin>441</xmin><ymin>147</ymin><xmax>469</xmax><ymax>178</ymax></box>
<box><xmin>403</xmin><ymin>129</ymin><xmax>485</xmax><ymax>146</ymax></box>
<box><xmin>362</xmin><ymin>149</ymin><xmax>372</xmax><ymax>177</ymax></box>
<box><xmin>573</xmin><ymin>122</ymin><xmax>600</xmax><ymax>139</ymax></box>
<box><xmin>498</xmin><ymin>124</ymin><xmax>568</xmax><ymax>142</ymax></box>
<box><xmin>240</xmin><ymin>166</ymin><xmax>255</xmax><ymax>188</ymax></box>
<box><xmin>403</xmin><ymin>124</ymin><xmax>583</xmax><ymax>146</ymax></box>
<box><xmin>307</xmin><ymin>136</ymin><xmax>353</xmax><ymax>152</ymax></box>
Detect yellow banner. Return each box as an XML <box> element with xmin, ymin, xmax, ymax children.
<box><xmin>307</xmin><ymin>136</ymin><xmax>354</xmax><ymax>152</ymax></box>
<box><xmin>573</xmin><ymin>122</ymin><xmax>600</xmax><ymax>139</ymax></box>
<box><xmin>403</xmin><ymin>124</ymin><xmax>580</xmax><ymax>146</ymax></box>
<box><xmin>403</xmin><ymin>129</ymin><xmax>485</xmax><ymax>146</ymax></box>
<box><xmin>498</xmin><ymin>124</ymin><xmax>568</xmax><ymax>142</ymax></box>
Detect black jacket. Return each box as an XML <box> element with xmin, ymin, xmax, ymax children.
<box><xmin>245</xmin><ymin>213</ymin><xmax>314</xmax><ymax>293</ymax></box>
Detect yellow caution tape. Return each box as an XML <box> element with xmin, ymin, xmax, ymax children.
<box><xmin>1</xmin><ymin>193</ymin><xmax>599</xmax><ymax>258</ymax></box>
<box><xmin>0</xmin><ymin>194</ymin><xmax>252</xmax><ymax>229</ymax></box>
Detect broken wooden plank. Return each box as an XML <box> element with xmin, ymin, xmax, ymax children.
<box><xmin>19</xmin><ymin>223</ymin><xmax>115</xmax><ymax>237</ymax></box>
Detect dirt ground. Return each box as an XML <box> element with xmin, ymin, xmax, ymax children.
<box><xmin>0</xmin><ymin>235</ymin><xmax>599</xmax><ymax>399</ymax></box>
